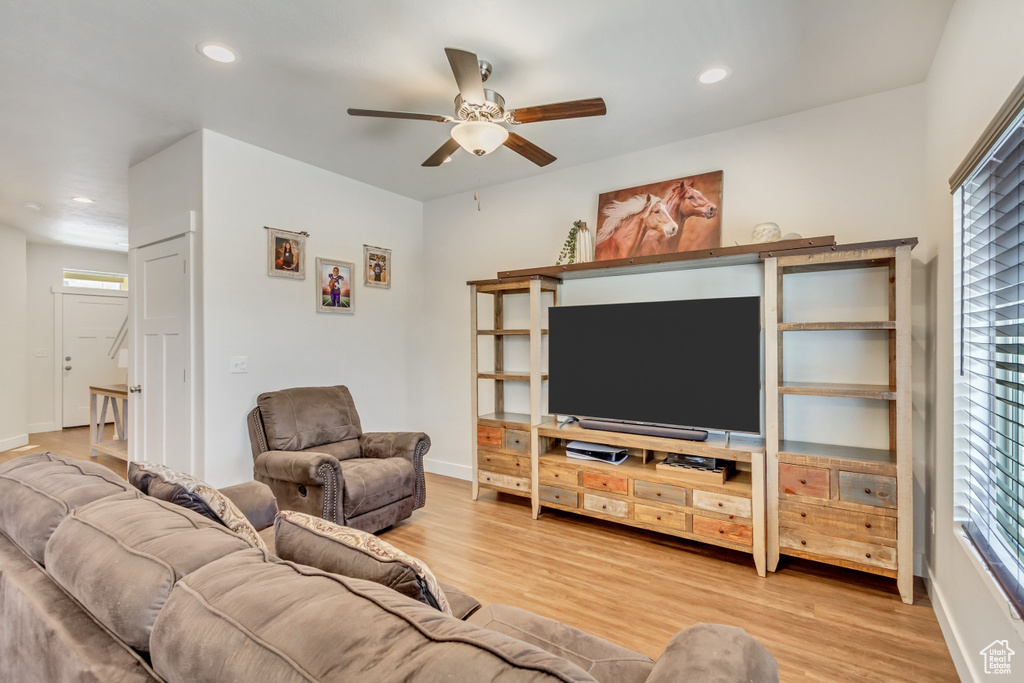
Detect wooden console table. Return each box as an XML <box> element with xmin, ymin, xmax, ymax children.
<box><xmin>533</xmin><ymin>421</ymin><xmax>767</xmax><ymax>577</ymax></box>
<box><xmin>90</xmin><ymin>384</ymin><xmax>128</xmax><ymax>460</ymax></box>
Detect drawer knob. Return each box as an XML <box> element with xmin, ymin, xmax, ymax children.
<box><xmin>865</xmin><ymin>553</ymin><xmax>872</xmax><ymax>559</ymax></box>
<box><xmin>800</xmin><ymin>479</ymin><xmax>807</xmax><ymax>485</ymax></box>
<box><xmin>718</xmin><ymin>502</ymin><xmax>723</xmax><ymax>507</ymax></box>
<box><xmin>719</xmin><ymin>529</ymin><xmax>725</xmax><ymax>534</ymax></box>
<box><xmin>656</xmin><ymin>515</ymin><xmax>662</xmax><ymax>521</ymax></box>
<box><xmin>656</xmin><ymin>492</ymin><xmax>662</xmax><ymax>497</ymax></box>
<box><xmin>800</xmin><ymin>540</ymin><xmax>807</xmax><ymax>546</ymax></box>
<box><xmin>865</xmin><ymin>488</ymin><xmax>872</xmax><ymax>494</ymax></box>
<box><xmin>602</xmin><ymin>505</ymin><xmax>607</xmax><ymax>510</ymax></box>
<box><xmin>800</xmin><ymin>512</ymin><xmax>807</xmax><ymax>518</ymax></box>
<box><xmin>865</xmin><ymin>523</ymin><xmax>872</xmax><ymax>529</ymax></box>
<box><xmin>554</xmin><ymin>495</ymin><xmax>560</xmax><ymax>499</ymax></box>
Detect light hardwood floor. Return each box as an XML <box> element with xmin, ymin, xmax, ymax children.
<box><xmin>2</xmin><ymin>428</ymin><xmax>958</xmax><ymax>681</ymax></box>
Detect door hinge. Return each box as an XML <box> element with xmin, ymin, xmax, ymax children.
<box><xmin>183</xmin><ymin>260</ymin><xmax>187</xmax><ymax>274</ymax></box>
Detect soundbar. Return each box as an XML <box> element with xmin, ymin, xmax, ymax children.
<box><xmin>578</xmin><ymin>418</ymin><xmax>709</xmax><ymax>441</ymax></box>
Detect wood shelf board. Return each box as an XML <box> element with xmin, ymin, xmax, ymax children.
<box><xmin>498</xmin><ymin>236</ymin><xmax>835</xmax><ymax>281</ymax></box>
<box><xmin>477</xmin><ymin>412</ymin><xmax>538</xmax><ymax>429</ymax></box>
<box><xmin>778</xmin><ymin>382</ymin><xmax>896</xmax><ymax>400</ymax></box>
<box><xmin>477</xmin><ymin>329</ymin><xmax>548</xmax><ymax>336</ymax></box>
<box><xmin>777</xmin><ymin>321</ymin><xmax>895</xmax><ymax>331</ymax></box>
<box><xmin>535</xmin><ymin>421</ymin><xmax>763</xmax><ymax>461</ymax></box>
<box><xmin>540</xmin><ymin>448</ymin><xmax>753</xmax><ymax>494</ymax></box>
<box><xmin>468</xmin><ymin>275</ymin><xmax>561</xmax><ymax>293</ymax></box>
<box><xmin>778</xmin><ymin>440</ymin><xmax>897</xmax><ymax>469</ymax></box>
<box><xmin>92</xmin><ymin>439</ymin><xmax>127</xmax><ymax>458</ymax></box>
<box><xmin>775</xmin><ymin>239</ymin><xmax>916</xmax><ymax>273</ymax></box>
<box><xmin>478</xmin><ymin>372</ymin><xmax>549</xmax><ymax>382</ymax></box>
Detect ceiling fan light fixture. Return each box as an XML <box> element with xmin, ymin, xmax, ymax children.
<box><xmin>451</xmin><ymin>121</ymin><xmax>508</xmax><ymax>156</ymax></box>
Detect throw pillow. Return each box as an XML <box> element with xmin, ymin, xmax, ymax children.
<box><xmin>274</xmin><ymin>510</ymin><xmax>451</xmax><ymax>615</ymax></box>
<box><xmin>128</xmin><ymin>461</ymin><xmax>266</xmax><ymax>551</ymax></box>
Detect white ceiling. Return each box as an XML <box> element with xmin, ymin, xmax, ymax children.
<box><xmin>0</xmin><ymin>0</ymin><xmax>953</xmax><ymax>251</ymax></box>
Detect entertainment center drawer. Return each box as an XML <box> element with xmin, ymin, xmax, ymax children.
<box><xmin>634</xmin><ymin>503</ymin><xmax>687</xmax><ymax>531</ymax></box>
<box><xmin>503</xmin><ymin>429</ymin><xmax>530</xmax><ymax>454</ymax></box>
<box><xmin>693</xmin><ymin>516</ymin><xmax>753</xmax><ymax>546</ymax></box>
<box><xmin>539</xmin><ymin>485</ymin><xmax>578</xmax><ymax>508</ymax></box>
<box><xmin>478</xmin><ymin>470</ymin><xmax>529</xmax><ymax>494</ymax></box>
<box><xmin>581</xmin><ymin>472</ymin><xmax>628</xmax><ymax>495</ymax></box>
<box><xmin>779</xmin><ymin>527</ymin><xmax>896</xmax><ymax>571</ymax></box>
<box><xmin>478</xmin><ymin>451</ymin><xmax>528</xmax><ymax>476</ymax></box>
<box><xmin>634</xmin><ymin>480</ymin><xmax>687</xmax><ymax>507</ymax></box>
<box><xmin>477</xmin><ymin>425</ymin><xmax>503</xmax><ymax>448</ymax></box>
<box><xmin>779</xmin><ymin>501</ymin><xmax>897</xmax><ymax>543</ymax></box>
<box><xmin>838</xmin><ymin>472</ymin><xmax>897</xmax><ymax>509</ymax></box>
<box><xmin>692</xmin><ymin>490</ymin><xmax>752</xmax><ymax>518</ymax></box>
<box><xmin>583</xmin><ymin>493</ymin><xmax>629</xmax><ymax>519</ymax></box>
<box><xmin>539</xmin><ymin>462</ymin><xmax>576</xmax><ymax>486</ymax></box>
<box><xmin>778</xmin><ymin>463</ymin><xmax>830</xmax><ymax>500</ymax></box>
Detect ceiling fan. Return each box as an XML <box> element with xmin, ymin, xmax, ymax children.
<box><xmin>347</xmin><ymin>48</ymin><xmax>606</xmax><ymax>168</ymax></box>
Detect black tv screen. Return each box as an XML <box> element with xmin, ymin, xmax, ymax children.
<box><xmin>548</xmin><ymin>297</ymin><xmax>761</xmax><ymax>433</ymax></box>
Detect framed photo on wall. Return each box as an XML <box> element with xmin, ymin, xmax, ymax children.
<box><xmin>267</xmin><ymin>227</ymin><xmax>306</xmax><ymax>279</ymax></box>
<box><xmin>363</xmin><ymin>245</ymin><xmax>391</xmax><ymax>288</ymax></box>
<box><xmin>316</xmin><ymin>257</ymin><xmax>355</xmax><ymax>314</ymax></box>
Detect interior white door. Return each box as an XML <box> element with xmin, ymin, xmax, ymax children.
<box><xmin>131</xmin><ymin>235</ymin><xmax>191</xmax><ymax>473</ymax></box>
<box><xmin>61</xmin><ymin>294</ymin><xmax>128</xmax><ymax>428</ymax></box>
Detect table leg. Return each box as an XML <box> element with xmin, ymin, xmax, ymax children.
<box><xmin>99</xmin><ymin>396</ymin><xmax>110</xmax><ymax>444</ymax></box>
<box><xmin>89</xmin><ymin>391</ymin><xmax>98</xmax><ymax>457</ymax></box>
<box><xmin>111</xmin><ymin>398</ymin><xmax>124</xmax><ymax>440</ymax></box>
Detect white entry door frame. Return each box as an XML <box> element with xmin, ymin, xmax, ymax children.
<box><xmin>52</xmin><ymin>287</ymin><xmax>129</xmax><ymax>430</ymax></box>
<box><xmin>128</xmin><ymin>229</ymin><xmax>199</xmax><ymax>476</ymax></box>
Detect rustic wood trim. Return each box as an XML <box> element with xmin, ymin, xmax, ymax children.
<box><xmin>764</xmin><ymin>237</ymin><xmax>918</xmax><ymax>262</ymax></box>
<box><xmin>894</xmin><ymin>244</ymin><xmax>914</xmax><ymax>604</ymax></box>
<box><xmin>470</xmin><ymin>284</ymin><xmax>479</xmax><ymax>501</ymax></box>
<box><xmin>949</xmin><ymin>73</ymin><xmax>1024</xmax><ymax>192</ymax></box>
<box><xmin>498</xmin><ymin>236</ymin><xmax>835</xmax><ymax>279</ymax></box>
<box><xmin>764</xmin><ymin>257</ymin><xmax>781</xmax><ymax>573</ymax></box>
<box><xmin>529</xmin><ymin>278</ymin><xmax>543</xmax><ymax>520</ymax></box>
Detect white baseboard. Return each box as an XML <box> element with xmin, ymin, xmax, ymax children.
<box><xmin>27</xmin><ymin>422</ymin><xmax>57</xmax><ymax>434</ymax></box>
<box><xmin>0</xmin><ymin>434</ymin><xmax>30</xmax><ymax>452</ymax></box>
<box><xmin>928</xmin><ymin>566</ymin><xmax>979</xmax><ymax>682</ymax></box>
<box><xmin>424</xmin><ymin>458</ymin><xmax>472</xmax><ymax>481</ymax></box>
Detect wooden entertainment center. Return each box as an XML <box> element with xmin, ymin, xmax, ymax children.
<box><xmin>469</xmin><ymin>235</ymin><xmax>916</xmax><ymax>601</ymax></box>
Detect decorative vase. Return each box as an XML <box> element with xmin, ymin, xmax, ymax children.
<box><xmin>575</xmin><ymin>221</ymin><xmax>593</xmax><ymax>264</ymax></box>
<box><xmin>751</xmin><ymin>222</ymin><xmax>782</xmax><ymax>243</ymax></box>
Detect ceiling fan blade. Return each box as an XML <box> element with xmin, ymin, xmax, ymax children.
<box><xmin>503</xmin><ymin>132</ymin><xmax>556</xmax><ymax>167</ymax></box>
<box><xmin>444</xmin><ymin>48</ymin><xmax>486</xmax><ymax>106</ymax></box>
<box><xmin>506</xmin><ymin>98</ymin><xmax>607</xmax><ymax>124</ymax></box>
<box><xmin>347</xmin><ymin>108</ymin><xmax>449</xmax><ymax>123</ymax></box>
<box><xmin>422</xmin><ymin>138</ymin><xmax>462</xmax><ymax>167</ymax></box>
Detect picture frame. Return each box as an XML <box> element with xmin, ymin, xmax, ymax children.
<box><xmin>267</xmin><ymin>227</ymin><xmax>306</xmax><ymax>279</ymax></box>
<box><xmin>316</xmin><ymin>257</ymin><xmax>355</xmax><ymax>314</ymax></box>
<box><xmin>363</xmin><ymin>244</ymin><xmax>391</xmax><ymax>288</ymax></box>
<box><xmin>594</xmin><ymin>170</ymin><xmax>723</xmax><ymax>261</ymax></box>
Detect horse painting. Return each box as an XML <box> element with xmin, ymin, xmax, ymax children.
<box><xmin>595</xmin><ymin>171</ymin><xmax>722</xmax><ymax>261</ymax></box>
<box><xmin>594</xmin><ymin>194</ymin><xmax>678</xmax><ymax>261</ymax></box>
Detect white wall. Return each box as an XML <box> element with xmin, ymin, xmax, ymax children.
<box><xmin>923</xmin><ymin>0</ymin><xmax>1024</xmax><ymax>679</ymax></box>
<box><xmin>25</xmin><ymin>243</ymin><xmax>129</xmax><ymax>433</ymax></box>
<box><xmin>199</xmin><ymin>131</ymin><xmax>425</xmax><ymax>487</ymax></box>
<box><xmin>418</xmin><ymin>85</ymin><xmax>930</xmax><ymax>568</ymax></box>
<box><xmin>0</xmin><ymin>225</ymin><xmax>28</xmax><ymax>450</ymax></box>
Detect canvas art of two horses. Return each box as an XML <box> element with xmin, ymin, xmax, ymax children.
<box><xmin>594</xmin><ymin>171</ymin><xmax>722</xmax><ymax>261</ymax></box>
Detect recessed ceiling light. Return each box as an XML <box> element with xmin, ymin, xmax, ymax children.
<box><xmin>71</xmin><ymin>196</ymin><xmax>94</xmax><ymax>204</ymax></box>
<box><xmin>697</xmin><ymin>67</ymin><xmax>729</xmax><ymax>84</ymax></box>
<box><xmin>197</xmin><ymin>42</ymin><xmax>237</xmax><ymax>64</ymax></box>
<box><xmin>24</xmin><ymin>202</ymin><xmax>43</xmax><ymax>211</ymax></box>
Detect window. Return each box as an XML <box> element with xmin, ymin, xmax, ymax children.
<box><xmin>956</xmin><ymin>90</ymin><xmax>1024</xmax><ymax>614</ymax></box>
<box><xmin>63</xmin><ymin>269</ymin><xmax>128</xmax><ymax>291</ymax></box>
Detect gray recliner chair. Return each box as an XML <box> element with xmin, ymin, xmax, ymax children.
<box><xmin>247</xmin><ymin>385</ymin><xmax>429</xmax><ymax>533</ymax></box>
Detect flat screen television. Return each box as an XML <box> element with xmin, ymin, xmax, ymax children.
<box><xmin>548</xmin><ymin>296</ymin><xmax>761</xmax><ymax>434</ymax></box>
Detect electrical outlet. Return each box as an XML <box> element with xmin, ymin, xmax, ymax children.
<box><xmin>35</xmin><ymin>348</ymin><xmax>47</xmax><ymax>358</ymax></box>
<box><xmin>230</xmin><ymin>356</ymin><xmax>248</xmax><ymax>374</ymax></box>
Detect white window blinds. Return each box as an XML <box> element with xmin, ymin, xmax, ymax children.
<box><xmin>958</xmin><ymin>105</ymin><xmax>1024</xmax><ymax>613</ymax></box>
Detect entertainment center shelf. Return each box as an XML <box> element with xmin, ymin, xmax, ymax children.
<box><xmin>469</xmin><ymin>235</ymin><xmax>916</xmax><ymax>600</ymax></box>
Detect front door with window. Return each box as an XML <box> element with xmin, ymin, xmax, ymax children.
<box><xmin>62</xmin><ymin>293</ymin><xmax>128</xmax><ymax>427</ymax></box>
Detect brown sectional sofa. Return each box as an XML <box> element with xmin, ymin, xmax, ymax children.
<box><xmin>0</xmin><ymin>452</ymin><xmax>779</xmax><ymax>682</ymax></box>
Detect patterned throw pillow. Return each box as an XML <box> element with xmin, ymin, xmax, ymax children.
<box><xmin>128</xmin><ymin>461</ymin><xmax>267</xmax><ymax>551</ymax></box>
<box><xmin>275</xmin><ymin>510</ymin><xmax>451</xmax><ymax>615</ymax></box>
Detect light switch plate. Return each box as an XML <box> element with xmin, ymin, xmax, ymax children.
<box><xmin>230</xmin><ymin>356</ymin><xmax>248</xmax><ymax>373</ymax></box>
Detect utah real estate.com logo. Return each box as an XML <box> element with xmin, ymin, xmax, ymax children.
<box><xmin>980</xmin><ymin>640</ymin><xmax>1015</xmax><ymax>675</ymax></box>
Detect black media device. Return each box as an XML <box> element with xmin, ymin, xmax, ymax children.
<box><xmin>549</xmin><ymin>296</ymin><xmax>761</xmax><ymax>436</ymax></box>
